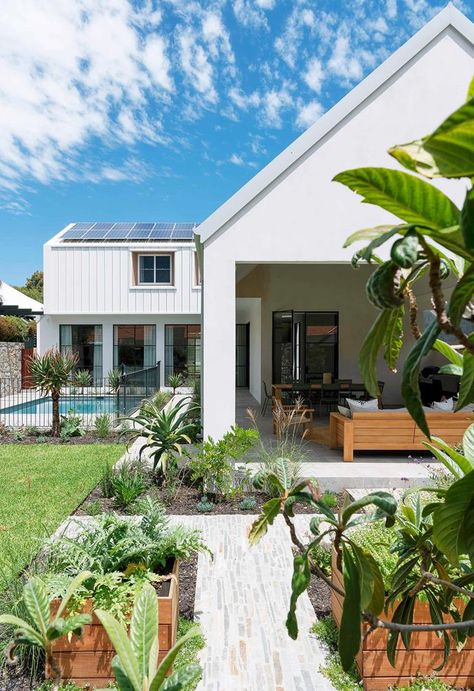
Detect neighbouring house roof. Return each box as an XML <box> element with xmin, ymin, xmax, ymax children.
<box><xmin>57</xmin><ymin>221</ymin><xmax>199</xmax><ymax>243</ymax></box>
<box><xmin>197</xmin><ymin>4</ymin><xmax>474</xmax><ymax>245</ymax></box>
<box><xmin>0</xmin><ymin>281</ymin><xmax>43</xmax><ymax>316</ymax></box>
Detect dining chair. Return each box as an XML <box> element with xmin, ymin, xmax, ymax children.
<box><xmin>320</xmin><ymin>384</ymin><xmax>339</xmax><ymax>414</ymax></box>
<box><xmin>261</xmin><ymin>381</ymin><xmax>272</xmax><ymax>416</ymax></box>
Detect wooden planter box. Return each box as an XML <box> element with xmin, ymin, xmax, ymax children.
<box><xmin>48</xmin><ymin>560</ymin><xmax>179</xmax><ymax>689</ymax></box>
<box><xmin>331</xmin><ymin>552</ymin><xmax>474</xmax><ymax>690</ymax></box>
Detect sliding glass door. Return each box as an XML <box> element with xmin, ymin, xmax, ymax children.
<box><xmin>272</xmin><ymin>311</ymin><xmax>338</xmax><ymax>384</ymax></box>
<box><xmin>113</xmin><ymin>325</ymin><xmax>156</xmax><ymax>373</ymax></box>
<box><xmin>60</xmin><ymin>324</ymin><xmax>103</xmax><ymax>382</ymax></box>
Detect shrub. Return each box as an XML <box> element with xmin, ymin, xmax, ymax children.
<box><xmin>196</xmin><ymin>495</ymin><xmax>215</xmax><ymax>513</ymax></box>
<box><xmin>0</xmin><ymin>315</ymin><xmax>29</xmax><ymax>342</ymax></box>
<box><xmin>99</xmin><ymin>464</ymin><xmax>115</xmax><ymax>498</ymax></box>
<box><xmin>239</xmin><ymin>497</ymin><xmax>257</xmax><ymax>511</ymax></box>
<box><xmin>84</xmin><ymin>499</ymin><xmax>102</xmax><ymax>516</ymax></box>
<box><xmin>110</xmin><ymin>464</ymin><xmax>147</xmax><ymax>508</ymax></box>
<box><xmin>168</xmin><ymin>372</ymin><xmax>185</xmax><ymax>393</ymax></box>
<box><xmin>94</xmin><ymin>413</ymin><xmax>112</xmax><ymax>439</ymax></box>
<box><xmin>189</xmin><ymin>426</ymin><xmax>259</xmax><ymax>499</ymax></box>
<box><xmin>107</xmin><ymin>368</ymin><xmax>122</xmax><ymax>393</ymax></box>
<box><xmin>321</xmin><ymin>490</ymin><xmax>338</xmax><ymax>509</ymax></box>
<box><xmin>72</xmin><ymin>369</ymin><xmax>91</xmax><ymax>389</ymax></box>
<box><xmin>59</xmin><ymin>410</ymin><xmax>84</xmax><ymax>439</ymax></box>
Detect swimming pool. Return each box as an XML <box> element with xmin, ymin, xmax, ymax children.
<box><xmin>0</xmin><ymin>395</ymin><xmax>121</xmax><ymax>415</ymax></box>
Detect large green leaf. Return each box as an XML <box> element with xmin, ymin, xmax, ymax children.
<box><xmin>342</xmin><ymin>491</ymin><xmax>397</xmax><ymax>528</ymax></box>
<box><xmin>384</xmin><ymin>306</ymin><xmax>404</xmax><ymax>372</ymax></box>
<box><xmin>351</xmin><ymin>545</ymin><xmax>384</xmax><ymax>616</ymax></box>
<box><xmin>387</xmin><ymin>595</ymin><xmax>415</xmax><ymax>666</ymax></box>
<box><xmin>161</xmin><ymin>665</ymin><xmax>202</xmax><ymax>691</ymax></box>
<box><xmin>359</xmin><ymin>309</ymin><xmax>393</xmax><ymax>397</ymax></box>
<box><xmin>463</xmin><ymin>424</ymin><xmax>474</xmax><ymax>464</ymax></box>
<box><xmin>432</xmin><ymin>470</ymin><xmax>474</xmax><ymax>566</ymax></box>
<box><xmin>23</xmin><ymin>577</ymin><xmax>50</xmax><ymax>639</ymax></box>
<box><xmin>130</xmin><ymin>584</ymin><xmax>158</xmax><ymax>682</ymax></box>
<box><xmin>248</xmin><ymin>498</ymin><xmax>281</xmax><ymax>545</ymax></box>
<box><xmin>339</xmin><ymin>546</ymin><xmax>361</xmax><ymax>672</ymax></box>
<box><xmin>0</xmin><ymin>615</ymin><xmax>43</xmax><ymax>647</ymax></box>
<box><xmin>461</xmin><ymin>187</ymin><xmax>474</xmax><ymax>251</ymax></box>
<box><xmin>448</xmin><ymin>263</ymin><xmax>474</xmax><ymax>326</ymax></box>
<box><xmin>433</xmin><ymin>338</ymin><xmax>463</xmax><ymax>366</ymax></box>
<box><xmin>423</xmin><ymin>436</ymin><xmax>473</xmax><ymax>478</ymax></box>
<box><xmin>333</xmin><ymin>167</ymin><xmax>460</xmax><ymax>229</ymax></box>
<box><xmin>150</xmin><ymin>626</ymin><xmax>202</xmax><ymax>691</ymax></box>
<box><xmin>389</xmin><ymin>97</ymin><xmax>474</xmax><ymax>179</ymax></box>
<box><xmin>344</xmin><ymin>224</ymin><xmax>405</xmax><ymax>248</ymax></box>
<box><xmin>438</xmin><ymin>364</ymin><xmax>463</xmax><ymax>376</ymax></box>
<box><xmin>285</xmin><ymin>554</ymin><xmax>311</xmax><ymax>640</ymax></box>
<box><xmin>456</xmin><ymin>341</ymin><xmax>474</xmax><ymax>410</ymax></box>
<box><xmin>95</xmin><ymin>609</ymin><xmax>142</xmax><ymax>691</ymax></box>
<box><xmin>401</xmin><ymin>321</ymin><xmax>441</xmax><ymax>437</ymax></box>
<box><xmin>56</xmin><ymin>571</ymin><xmax>92</xmax><ymax>619</ymax></box>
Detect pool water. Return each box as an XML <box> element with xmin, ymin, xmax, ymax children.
<box><xmin>1</xmin><ymin>396</ymin><xmax>122</xmax><ymax>415</ymax></box>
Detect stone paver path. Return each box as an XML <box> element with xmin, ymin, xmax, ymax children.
<box><xmin>176</xmin><ymin>514</ymin><xmax>334</xmax><ymax>691</ymax></box>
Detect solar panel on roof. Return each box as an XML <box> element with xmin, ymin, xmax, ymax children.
<box><xmin>107</xmin><ymin>228</ymin><xmax>132</xmax><ymax>239</ymax></box>
<box><xmin>83</xmin><ymin>229</ymin><xmax>112</xmax><ymax>239</ymax></box>
<box><xmin>172</xmin><ymin>228</ymin><xmax>195</xmax><ymax>240</ymax></box>
<box><xmin>92</xmin><ymin>222</ymin><xmax>114</xmax><ymax>230</ymax></box>
<box><xmin>135</xmin><ymin>223</ymin><xmax>154</xmax><ymax>230</ymax></box>
<box><xmin>174</xmin><ymin>222</ymin><xmax>195</xmax><ymax>230</ymax></box>
<box><xmin>62</xmin><ymin>229</ymin><xmax>88</xmax><ymax>240</ymax></box>
<box><xmin>154</xmin><ymin>223</ymin><xmax>175</xmax><ymax>230</ymax></box>
<box><xmin>129</xmin><ymin>230</ymin><xmax>152</xmax><ymax>239</ymax></box>
<box><xmin>71</xmin><ymin>222</ymin><xmax>95</xmax><ymax>230</ymax></box>
<box><xmin>112</xmin><ymin>222</ymin><xmax>135</xmax><ymax>230</ymax></box>
<box><xmin>149</xmin><ymin>229</ymin><xmax>172</xmax><ymax>239</ymax></box>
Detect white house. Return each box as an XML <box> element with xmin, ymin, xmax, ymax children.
<box><xmin>38</xmin><ymin>6</ymin><xmax>474</xmax><ymax>439</ymax></box>
<box><xmin>39</xmin><ymin>223</ymin><xmax>202</xmax><ymax>385</ymax></box>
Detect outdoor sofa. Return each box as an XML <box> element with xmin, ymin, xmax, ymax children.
<box><xmin>329</xmin><ymin>410</ymin><xmax>473</xmax><ymax>462</ymax></box>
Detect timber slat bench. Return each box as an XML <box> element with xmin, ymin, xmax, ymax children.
<box><xmin>329</xmin><ymin>410</ymin><xmax>473</xmax><ymax>462</ymax></box>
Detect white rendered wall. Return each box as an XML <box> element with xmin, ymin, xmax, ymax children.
<box><xmin>236</xmin><ymin>298</ymin><xmax>262</xmax><ymax>403</ymax></box>
<box><xmin>43</xmin><ymin>242</ymin><xmax>201</xmax><ymax>315</ymax></box>
<box><xmin>202</xmin><ymin>31</ymin><xmax>473</xmax><ymax>439</ymax></box>
<box><xmin>38</xmin><ymin>313</ymin><xmax>201</xmax><ymax>379</ymax></box>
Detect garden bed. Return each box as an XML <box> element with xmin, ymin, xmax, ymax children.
<box><xmin>331</xmin><ymin>551</ymin><xmax>474</xmax><ymax>690</ymax></box>
<box><xmin>48</xmin><ymin>561</ymin><xmax>180</xmax><ymax>688</ymax></box>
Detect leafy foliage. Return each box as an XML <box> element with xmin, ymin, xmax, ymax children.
<box><xmin>0</xmin><ymin>572</ymin><xmax>91</xmax><ymax>689</ymax></box>
<box><xmin>96</xmin><ymin>583</ymin><xmax>201</xmax><ymax>691</ymax></box>
<box><xmin>29</xmin><ymin>349</ymin><xmax>79</xmax><ymax>437</ymax></box>
<box><xmin>126</xmin><ymin>397</ymin><xmax>200</xmax><ymax>482</ymax></box>
<box><xmin>59</xmin><ymin>410</ymin><xmax>84</xmax><ymax>439</ymax></box>
<box><xmin>109</xmin><ymin>463</ymin><xmax>148</xmax><ymax>508</ymax></box>
<box><xmin>189</xmin><ymin>426</ymin><xmax>259</xmax><ymax>499</ymax></box>
<box><xmin>334</xmin><ymin>81</ymin><xmax>474</xmax><ymax>433</ymax></box>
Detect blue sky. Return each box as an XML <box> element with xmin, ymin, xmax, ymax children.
<box><xmin>0</xmin><ymin>0</ymin><xmax>472</xmax><ymax>285</ymax></box>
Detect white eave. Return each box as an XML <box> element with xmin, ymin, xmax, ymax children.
<box><xmin>197</xmin><ymin>4</ymin><xmax>474</xmax><ymax>244</ymax></box>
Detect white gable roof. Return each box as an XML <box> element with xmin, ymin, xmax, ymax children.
<box><xmin>198</xmin><ymin>4</ymin><xmax>474</xmax><ymax>244</ymax></box>
<box><xmin>0</xmin><ymin>281</ymin><xmax>43</xmax><ymax>312</ymax></box>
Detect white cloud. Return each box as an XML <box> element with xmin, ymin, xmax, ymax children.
<box><xmin>386</xmin><ymin>0</ymin><xmax>398</xmax><ymax>19</ymax></box>
<box><xmin>296</xmin><ymin>99</ymin><xmax>323</xmax><ymax>129</ymax></box>
<box><xmin>328</xmin><ymin>34</ymin><xmax>363</xmax><ymax>82</ymax></box>
<box><xmin>229</xmin><ymin>153</ymin><xmax>245</xmax><ymax>166</ymax></box>
<box><xmin>275</xmin><ymin>6</ymin><xmax>317</xmax><ymax>69</ymax></box>
<box><xmin>233</xmin><ymin>0</ymin><xmax>274</xmax><ymax>29</ymax></box>
<box><xmin>303</xmin><ymin>58</ymin><xmax>324</xmax><ymax>94</ymax></box>
<box><xmin>262</xmin><ymin>87</ymin><xmax>293</xmax><ymax>128</ymax></box>
<box><xmin>229</xmin><ymin>87</ymin><xmax>261</xmax><ymax>110</ymax></box>
<box><xmin>143</xmin><ymin>35</ymin><xmax>174</xmax><ymax>91</ymax></box>
<box><xmin>179</xmin><ymin>29</ymin><xmax>217</xmax><ymax>103</ymax></box>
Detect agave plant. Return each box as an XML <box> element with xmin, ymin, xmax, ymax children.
<box><xmin>96</xmin><ymin>582</ymin><xmax>201</xmax><ymax>691</ymax></box>
<box><xmin>0</xmin><ymin>572</ymin><xmax>92</xmax><ymax>691</ymax></box>
<box><xmin>29</xmin><ymin>349</ymin><xmax>79</xmax><ymax>436</ymax></box>
<box><xmin>108</xmin><ymin>368</ymin><xmax>122</xmax><ymax>394</ymax></box>
<box><xmin>126</xmin><ymin>397</ymin><xmax>200</xmax><ymax>482</ymax></box>
<box><xmin>72</xmin><ymin>368</ymin><xmax>92</xmax><ymax>391</ymax></box>
<box><xmin>167</xmin><ymin>372</ymin><xmax>185</xmax><ymax>394</ymax></box>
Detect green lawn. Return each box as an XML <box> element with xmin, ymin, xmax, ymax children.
<box><xmin>0</xmin><ymin>443</ymin><xmax>124</xmax><ymax>586</ymax></box>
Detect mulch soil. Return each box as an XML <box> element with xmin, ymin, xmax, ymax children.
<box><xmin>0</xmin><ymin>434</ymin><xmax>122</xmax><ymax>445</ymax></box>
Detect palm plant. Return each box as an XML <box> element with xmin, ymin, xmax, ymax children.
<box><xmin>29</xmin><ymin>349</ymin><xmax>78</xmax><ymax>436</ymax></box>
<box><xmin>108</xmin><ymin>368</ymin><xmax>122</xmax><ymax>394</ymax></box>
<box><xmin>126</xmin><ymin>398</ymin><xmax>200</xmax><ymax>482</ymax></box>
<box><xmin>0</xmin><ymin>572</ymin><xmax>91</xmax><ymax>691</ymax></box>
<box><xmin>96</xmin><ymin>583</ymin><xmax>201</xmax><ymax>691</ymax></box>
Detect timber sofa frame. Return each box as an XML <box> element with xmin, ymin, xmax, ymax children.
<box><xmin>329</xmin><ymin>411</ymin><xmax>472</xmax><ymax>462</ymax></box>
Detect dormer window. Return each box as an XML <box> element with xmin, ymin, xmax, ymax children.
<box><xmin>137</xmin><ymin>254</ymin><xmax>173</xmax><ymax>285</ymax></box>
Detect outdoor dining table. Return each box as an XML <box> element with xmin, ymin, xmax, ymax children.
<box><xmin>272</xmin><ymin>382</ymin><xmax>368</xmax><ymax>404</ymax></box>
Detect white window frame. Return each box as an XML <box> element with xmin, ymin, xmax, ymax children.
<box><xmin>137</xmin><ymin>253</ymin><xmax>173</xmax><ymax>286</ymax></box>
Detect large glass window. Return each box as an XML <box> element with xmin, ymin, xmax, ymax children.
<box><xmin>165</xmin><ymin>324</ymin><xmax>201</xmax><ymax>384</ymax></box>
<box><xmin>138</xmin><ymin>255</ymin><xmax>172</xmax><ymax>284</ymax></box>
<box><xmin>60</xmin><ymin>325</ymin><xmax>103</xmax><ymax>382</ymax></box>
<box><xmin>273</xmin><ymin>311</ymin><xmax>338</xmax><ymax>384</ymax></box>
<box><xmin>113</xmin><ymin>325</ymin><xmax>156</xmax><ymax>372</ymax></box>
<box><xmin>236</xmin><ymin>323</ymin><xmax>249</xmax><ymax>387</ymax></box>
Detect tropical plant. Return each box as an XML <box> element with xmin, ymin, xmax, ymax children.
<box><xmin>110</xmin><ymin>464</ymin><xmax>148</xmax><ymax>508</ymax></box>
<box><xmin>94</xmin><ymin>412</ymin><xmax>113</xmax><ymax>439</ymax></box>
<box><xmin>29</xmin><ymin>349</ymin><xmax>78</xmax><ymax>437</ymax></box>
<box><xmin>95</xmin><ymin>582</ymin><xmax>201</xmax><ymax>691</ymax></box>
<box><xmin>46</xmin><ymin>500</ymin><xmax>210</xmax><ymax>577</ymax></box>
<box><xmin>72</xmin><ymin>369</ymin><xmax>91</xmax><ymax>391</ymax></box>
<box><xmin>0</xmin><ymin>572</ymin><xmax>91</xmax><ymax>691</ymax></box>
<box><xmin>189</xmin><ymin>426</ymin><xmax>259</xmax><ymax>498</ymax></box>
<box><xmin>139</xmin><ymin>390</ymin><xmax>172</xmax><ymax>417</ymax></box>
<box><xmin>334</xmin><ymin>77</ymin><xmax>474</xmax><ymax>437</ymax></box>
<box><xmin>59</xmin><ymin>410</ymin><xmax>83</xmax><ymax>439</ymax></box>
<box><xmin>168</xmin><ymin>372</ymin><xmax>185</xmax><ymax>393</ymax></box>
<box><xmin>107</xmin><ymin>368</ymin><xmax>122</xmax><ymax>394</ymax></box>
<box><xmin>125</xmin><ymin>397</ymin><xmax>200</xmax><ymax>483</ymax></box>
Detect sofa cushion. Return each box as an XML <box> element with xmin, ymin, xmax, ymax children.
<box><xmin>337</xmin><ymin>405</ymin><xmax>351</xmax><ymax>418</ymax></box>
<box><xmin>432</xmin><ymin>397</ymin><xmax>454</xmax><ymax>411</ymax></box>
<box><xmin>347</xmin><ymin>398</ymin><xmax>379</xmax><ymax>414</ymax></box>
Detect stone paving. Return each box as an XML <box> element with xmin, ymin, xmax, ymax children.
<box><xmin>176</xmin><ymin>514</ymin><xmax>334</xmax><ymax>691</ymax></box>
